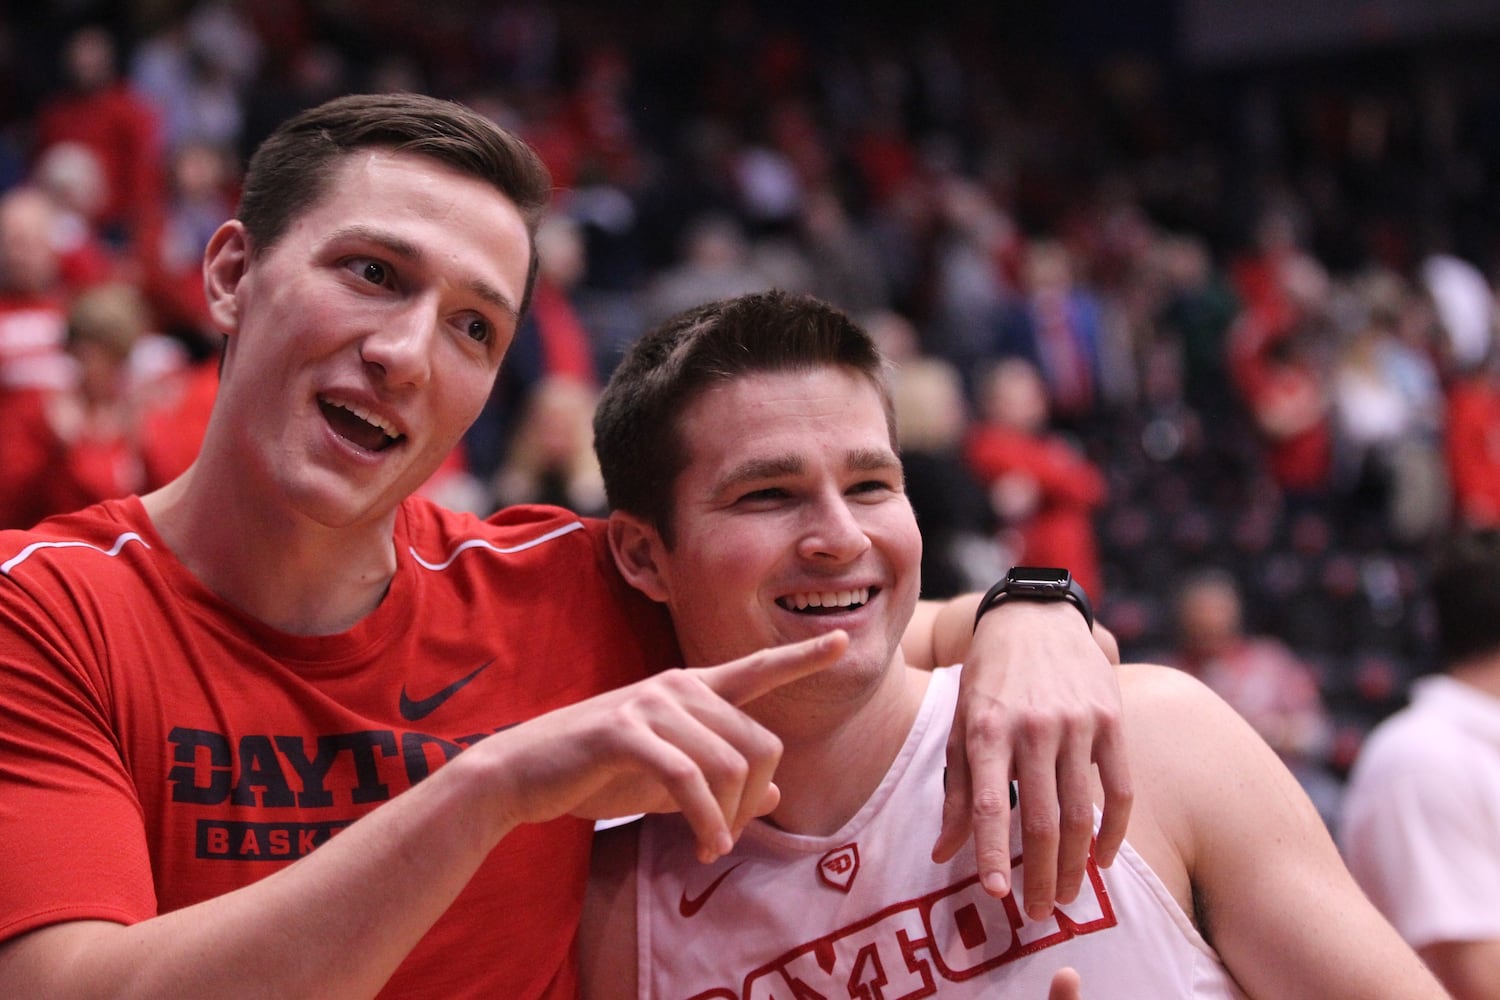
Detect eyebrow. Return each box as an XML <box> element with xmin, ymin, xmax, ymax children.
<box><xmin>330</xmin><ymin>224</ymin><xmax>520</xmax><ymax>320</ymax></box>
<box><xmin>714</xmin><ymin>447</ymin><xmax>901</xmax><ymax>492</ymax></box>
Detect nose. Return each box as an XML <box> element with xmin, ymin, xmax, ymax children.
<box><xmin>797</xmin><ymin>493</ymin><xmax>872</xmax><ymax>563</ymax></box>
<box><xmin>360</xmin><ymin>299</ymin><xmax>435</xmax><ymax>387</ymax></box>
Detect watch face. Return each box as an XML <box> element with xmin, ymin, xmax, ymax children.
<box><xmin>1009</xmin><ymin>566</ymin><xmax>1070</xmax><ymax>590</ymax></box>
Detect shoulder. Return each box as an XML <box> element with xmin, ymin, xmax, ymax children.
<box><xmin>1346</xmin><ymin>681</ymin><xmax>1496</xmax><ymax>807</ymax></box>
<box><xmin>0</xmin><ymin>497</ymin><xmax>153</xmax><ymax>586</ymax></box>
<box><xmin>1117</xmin><ymin>661</ymin><xmax>1228</xmax><ymax>725</ymax></box>
<box><xmin>398</xmin><ymin>498</ymin><xmax>680</xmax><ymax>675</ymax></box>
<box><xmin>399</xmin><ymin>498</ymin><xmax>610</xmax><ymax>570</ymax></box>
<box><xmin>1114</xmin><ymin>662</ymin><xmax>1298</xmax><ymax>844</ymax></box>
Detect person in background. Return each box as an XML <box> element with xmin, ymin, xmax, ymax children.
<box><xmin>990</xmin><ymin>240</ymin><xmax>1106</xmax><ymax>432</ymax></box>
<box><xmin>1168</xmin><ymin>566</ymin><xmax>1342</xmax><ymax>826</ymax></box>
<box><xmin>580</xmin><ymin>288</ymin><xmax>1444</xmax><ymax>1000</ymax></box>
<box><xmin>0</xmin><ymin>186</ymin><xmax>72</xmax><ymax>395</ymax></box>
<box><xmin>965</xmin><ymin>356</ymin><xmax>1108</xmax><ymax>598</ymax></box>
<box><xmin>0</xmin><ymin>280</ymin><xmax>150</xmax><ymax>528</ymax></box>
<box><xmin>32</xmin><ymin>25</ymin><xmax>165</xmax><ymax>260</ymax></box>
<box><xmin>1445</xmin><ymin>345</ymin><xmax>1500</xmax><ymax>529</ymax></box>
<box><xmin>491</xmin><ymin>374</ymin><xmax>608</xmax><ymax>517</ymax></box>
<box><xmin>890</xmin><ymin>354</ymin><xmax>999</xmax><ymax>599</ymax></box>
<box><xmin>1341</xmin><ymin>527</ymin><xmax>1500</xmax><ymax>1000</ymax></box>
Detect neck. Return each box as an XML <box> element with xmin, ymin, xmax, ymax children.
<box><xmin>142</xmin><ymin>462</ymin><xmax>400</xmax><ymax>636</ymax></box>
<box><xmin>761</xmin><ymin>664</ymin><xmax>930</xmax><ymax>837</ymax></box>
<box><xmin>1450</xmin><ymin>652</ymin><xmax>1500</xmax><ymax>699</ymax></box>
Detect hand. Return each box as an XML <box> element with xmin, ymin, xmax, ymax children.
<box><xmin>932</xmin><ymin>601</ymin><xmax>1131</xmax><ymax>919</ymax></box>
<box><xmin>485</xmin><ymin>632</ymin><xmax>848</xmax><ymax>862</ymax></box>
<box><xmin>1049</xmin><ymin>967</ymin><xmax>1082</xmax><ymax>1000</ymax></box>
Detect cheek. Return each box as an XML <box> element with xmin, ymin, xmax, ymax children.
<box><xmin>440</xmin><ymin>358</ymin><xmax>501</xmax><ymax>427</ymax></box>
<box><xmin>668</xmin><ymin>531</ymin><xmax>773</xmax><ymax>612</ymax></box>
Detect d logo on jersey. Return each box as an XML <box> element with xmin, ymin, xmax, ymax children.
<box><xmin>818</xmin><ymin>844</ymin><xmax>859</xmax><ymax>893</ymax></box>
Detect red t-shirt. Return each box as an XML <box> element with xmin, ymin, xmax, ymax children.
<box><xmin>0</xmin><ymin>496</ymin><xmax>679</xmax><ymax>998</ymax></box>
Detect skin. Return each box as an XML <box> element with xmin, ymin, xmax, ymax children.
<box><xmin>586</xmin><ymin>366</ymin><xmax>1447</xmax><ymax>1000</ymax></box>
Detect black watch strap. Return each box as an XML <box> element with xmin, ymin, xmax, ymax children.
<box><xmin>973</xmin><ymin>566</ymin><xmax>1094</xmax><ymax>631</ymax></box>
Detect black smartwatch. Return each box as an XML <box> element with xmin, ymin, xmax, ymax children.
<box><xmin>973</xmin><ymin>566</ymin><xmax>1094</xmax><ymax>631</ymax></box>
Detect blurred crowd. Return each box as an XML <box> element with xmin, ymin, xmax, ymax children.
<box><xmin>2</xmin><ymin>1</ymin><xmax>1500</xmax><ymax>823</ymax></box>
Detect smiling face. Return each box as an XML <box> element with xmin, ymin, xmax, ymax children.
<box><xmin>203</xmin><ymin>148</ymin><xmax>531</xmax><ymax>530</ymax></box>
<box><xmin>613</xmin><ymin>366</ymin><xmax>922</xmax><ymax>711</ymax></box>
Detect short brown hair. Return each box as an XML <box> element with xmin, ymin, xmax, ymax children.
<box><xmin>1432</xmin><ymin>528</ymin><xmax>1500</xmax><ymax>667</ymax></box>
<box><xmin>237</xmin><ymin>92</ymin><xmax>553</xmax><ymax>317</ymax></box>
<box><xmin>594</xmin><ymin>290</ymin><xmax>893</xmax><ymax>544</ymax></box>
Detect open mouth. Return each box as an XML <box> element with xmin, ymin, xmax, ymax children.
<box><xmin>777</xmin><ymin>587</ymin><xmax>873</xmax><ymax>615</ymax></box>
<box><xmin>318</xmin><ymin>396</ymin><xmax>403</xmax><ymax>452</ymax></box>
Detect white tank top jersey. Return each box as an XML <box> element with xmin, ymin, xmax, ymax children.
<box><xmin>634</xmin><ymin>666</ymin><xmax>1246</xmax><ymax>999</ymax></box>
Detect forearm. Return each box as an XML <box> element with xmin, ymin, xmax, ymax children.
<box><xmin>0</xmin><ymin>749</ymin><xmax>511</xmax><ymax>1000</ymax></box>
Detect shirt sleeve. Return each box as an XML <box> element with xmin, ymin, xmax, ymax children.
<box><xmin>0</xmin><ymin>580</ymin><xmax>158</xmax><ymax>942</ymax></box>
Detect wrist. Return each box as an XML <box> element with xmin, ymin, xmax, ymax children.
<box><xmin>974</xmin><ymin>566</ymin><xmax>1094</xmax><ymax>632</ymax></box>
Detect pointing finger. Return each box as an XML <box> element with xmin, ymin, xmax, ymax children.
<box><xmin>696</xmin><ymin>631</ymin><xmax>848</xmax><ymax>706</ymax></box>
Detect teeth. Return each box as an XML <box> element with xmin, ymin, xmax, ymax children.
<box><xmin>325</xmin><ymin>397</ymin><xmax>399</xmax><ymax>438</ymax></box>
<box><xmin>782</xmin><ymin>588</ymin><xmax>870</xmax><ymax>611</ymax></box>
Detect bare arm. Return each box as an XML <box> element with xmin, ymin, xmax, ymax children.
<box><xmin>1418</xmin><ymin>939</ymin><xmax>1500</xmax><ymax>1000</ymax></box>
<box><xmin>1127</xmin><ymin>665</ymin><xmax>1448</xmax><ymax>1000</ymax></box>
<box><xmin>909</xmin><ymin>594</ymin><xmax>1131</xmax><ymax>918</ymax></box>
<box><xmin>0</xmin><ymin>634</ymin><xmax>846</xmax><ymax>1000</ymax></box>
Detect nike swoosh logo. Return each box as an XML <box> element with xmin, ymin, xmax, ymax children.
<box><xmin>399</xmin><ymin>659</ymin><xmax>495</xmax><ymax>722</ymax></box>
<box><xmin>678</xmin><ymin>861</ymin><xmax>746</xmax><ymax>918</ymax></box>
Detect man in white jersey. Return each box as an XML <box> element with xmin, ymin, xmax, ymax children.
<box><xmin>1341</xmin><ymin>526</ymin><xmax>1500</xmax><ymax>999</ymax></box>
<box><xmin>580</xmin><ymin>290</ymin><xmax>1445</xmax><ymax>999</ymax></box>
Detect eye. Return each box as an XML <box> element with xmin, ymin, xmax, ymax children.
<box><xmin>464</xmin><ymin>316</ymin><xmax>493</xmax><ymax>344</ymax></box>
<box><xmin>347</xmin><ymin>258</ymin><xmax>391</xmax><ymax>286</ymax></box>
<box><xmin>737</xmin><ymin>486</ymin><xmax>790</xmax><ymax>505</ymax></box>
<box><xmin>849</xmin><ymin>478</ymin><xmax>899</xmax><ymax>499</ymax></box>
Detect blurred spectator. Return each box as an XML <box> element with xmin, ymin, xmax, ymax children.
<box><xmin>641</xmin><ymin>213</ymin><xmax>775</xmax><ymax>325</ymax></box>
<box><xmin>0</xmin><ymin>186</ymin><xmax>71</xmax><ymax>393</ymax></box>
<box><xmin>31</xmin><ymin>141</ymin><xmax>117</xmax><ymax>291</ymax></box>
<box><xmin>1420</xmin><ymin>252</ymin><xmax>1496</xmax><ymax>375</ymax></box>
<box><xmin>964</xmin><ymin>356</ymin><xmax>1107</xmax><ymax>597</ymax></box>
<box><xmin>797</xmin><ymin>185</ymin><xmax>891</xmax><ymax>318</ymax></box>
<box><xmin>1169</xmin><ymin>567</ymin><xmax>1341</xmax><ymax>825</ymax></box>
<box><xmin>1445</xmin><ymin>345</ymin><xmax>1500</xmax><ymax>529</ymax></box>
<box><xmin>136</xmin><ymin>340</ymin><xmax>218</xmax><ymax>489</ymax></box>
<box><xmin>989</xmin><ymin>239</ymin><xmax>1106</xmax><ymax>431</ymax></box>
<box><xmin>929</xmin><ymin>176</ymin><xmax>1021</xmax><ymax>371</ymax></box>
<box><xmin>1328</xmin><ymin>271</ymin><xmax>1448</xmax><ymax>547</ymax></box>
<box><xmin>464</xmin><ymin>211</ymin><xmax>602</xmax><ymax>482</ymax></box>
<box><xmin>891</xmin><ymin>354</ymin><xmax>999</xmax><ymax>599</ymax></box>
<box><xmin>1341</xmin><ymin>527</ymin><xmax>1500</xmax><ymax>999</ymax></box>
<box><xmin>130</xmin><ymin>1</ymin><xmax>261</xmax><ymax>152</ymax></box>
<box><xmin>1154</xmin><ymin>232</ymin><xmax>1240</xmax><ymax>421</ymax></box>
<box><xmin>0</xmin><ymin>282</ymin><xmax>150</xmax><ymax>528</ymax></box>
<box><xmin>142</xmin><ymin>138</ymin><xmax>239</xmax><ymax>348</ymax></box>
<box><xmin>491</xmin><ymin>375</ymin><xmax>606</xmax><ymax>518</ymax></box>
<box><xmin>1227</xmin><ymin>250</ymin><xmax>1336</xmax><ymax>507</ymax></box>
<box><xmin>33</xmin><ymin>25</ymin><xmax>164</xmax><ymax>261</ymax></box>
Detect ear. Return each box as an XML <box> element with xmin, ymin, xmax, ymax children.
<box><xmin>202</xmin><ymin>220</ymin><xmax>251</xmax><ymax>336</ymax></box>
<box><xmin>607</xmin><ymin>511</ymin><xmax>672</xmax><ymax>604</ymax></box>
